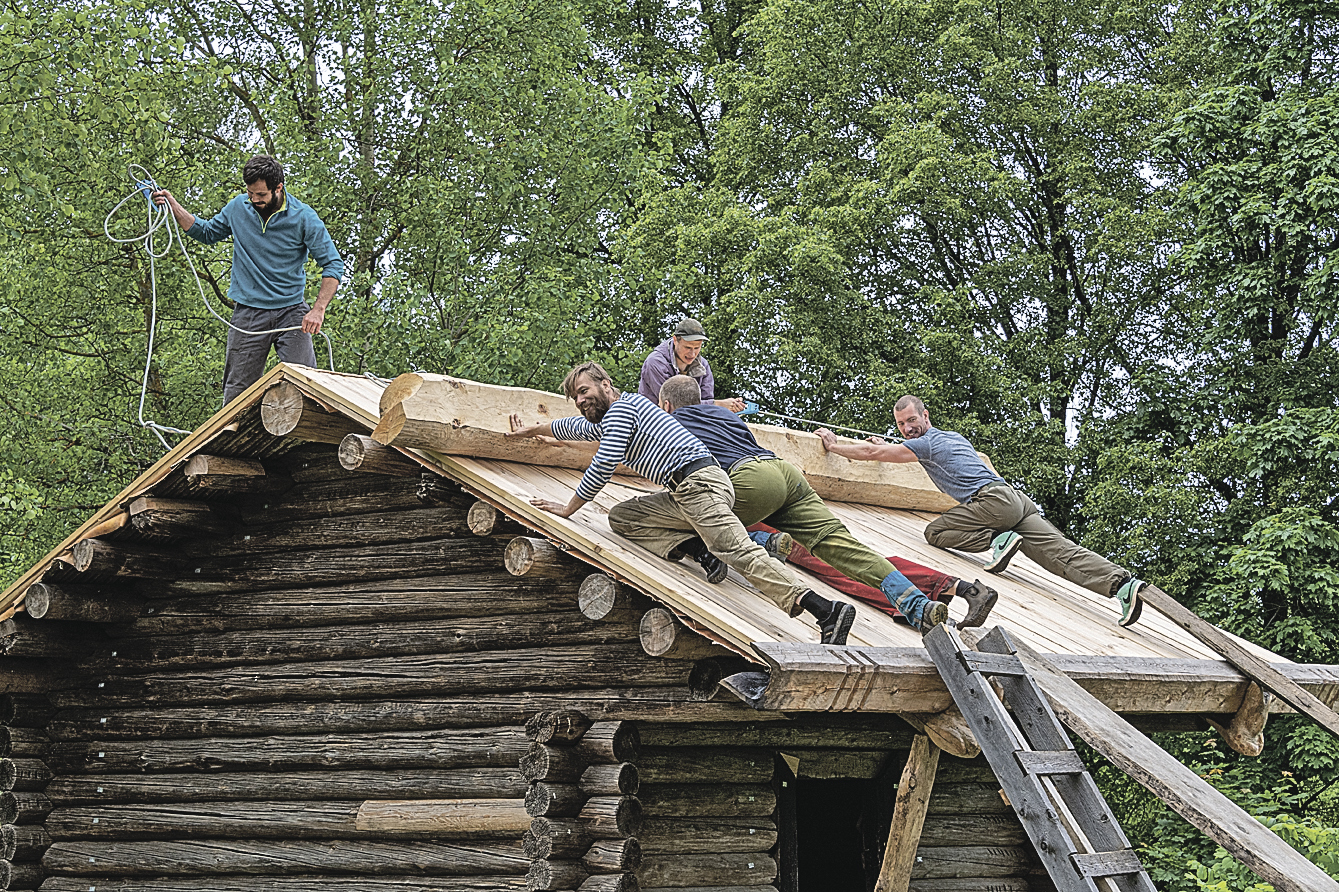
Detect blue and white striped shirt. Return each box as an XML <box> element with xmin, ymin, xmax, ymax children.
<box><xmin>550</xmin><ymin>392</ymin><xmax>711</xmax><ymax>502</ymax></box>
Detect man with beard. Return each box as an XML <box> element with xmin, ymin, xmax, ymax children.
<box><xmin>152</xmin><ymin>154</ymin><xmax>344</xmax><ymax>403</ymax></box>
<box><xmin>506</xmin><ymin>361</ymin><xmax>856</xmax><ymax>645</ymax></box>
<box><xmin>657</xmin><ymin>375</ymin><xmax>995</xmax><ymax>632</ymax></box>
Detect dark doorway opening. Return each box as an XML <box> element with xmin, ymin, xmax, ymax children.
<box><xmin>795</xmin><ymin>776</ymin><xmax>879</xmax><ymax>891</ymax></box>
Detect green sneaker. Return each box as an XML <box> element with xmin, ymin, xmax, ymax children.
<box><xmin>983</xmin><ymin>531</ymin><xmax>1023</xmax><ymax>573</ymax></box>
<box><xmin>1116</xmin><ymin>577</ymin><xmax>1144</xmax><ymax>627</ymax></box>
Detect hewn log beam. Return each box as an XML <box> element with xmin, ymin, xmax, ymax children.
<box><xmin>637</xmin><ymin>749</ymin><xmax>774</xmax><ymax>785</ymax></box>
<box><xmin>527</xmin><ymin>859</ymin><xmax>587</xmax><ymax>891</ymax></box>
<box><xmin>261</xmin><ymin>380</ymin><xmax>366</xmax><ymax>444</ymax></box>
<box><xmin>874</xmin><ymin>733</ymin><xmax>940</xmax><ymax>892</ymax></box>
<box><xmin>526</xmin><ymin>782</ymin><xmax>586</xmax><ymax>818</ymax></box>
<box><xmin>338</xmin><ymin>433</ymin><xmax>421</xmax><ymax>476</ymax></box>
<box><xmin>525</xmin><ymin>817</ymin><xmax>592</xmax><ymax>859</ymax></box>
<box><xmin>578</xmin><ymin>796</ymin><xmax>643</xmax><ymax>838</ymax></box>
<box><xmin>583</xmin><ymin>838</ymin><xmax>641</xmax><ymax>872</ymax></box>
<box><xmin>354</xmin><ymin>799</ymin><xmax>530</xmax><ymax>835</ymax></box>
<box><xmin>199</xmin><ymin>505</ymin><xmax>477</xmax><ymax>559</ymax></box>
<box><xmin>1</xmin><ymin>822</ymin><xmax>49</xmax><ymax>860</ymax></box>
<box><xmin>0</xmin><ymin>757</ymin><xmax>51</xmax><ymax>791</ymax></box>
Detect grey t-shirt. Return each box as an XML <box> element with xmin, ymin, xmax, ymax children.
<box><xmin>902</xmin><ymin>427</ymin><xmax>1005</xmax><ymax>503</ymax></box>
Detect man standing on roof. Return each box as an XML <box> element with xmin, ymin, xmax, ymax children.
<box><xmin>152</xmin><ymin>154</ymin><xmax>344</xmax><ymax>404</ymax></box>
<box><xmin>658</xmin><ymin>375</ymin><xmax>995</xmax><ymax>633</ymax></box>
<box><xmin>638</xmin><ymin>318</ymin><xmax>747</xmax><ymax>413</ymax></box>
<box><xmin>507</xmin><ymin>361</ymin><xmax>856</xmax><ymax>645</ymax></box>
<box><xmin>816</xmin><ymin>395</ymin><xmax>1146</xmax><ymax>626</ymax></box>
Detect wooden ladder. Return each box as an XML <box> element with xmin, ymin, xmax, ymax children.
<box><xmin>923</xmin><ymin>623</ymin><xmax>1156</xmax><ymax>892</ymax></box>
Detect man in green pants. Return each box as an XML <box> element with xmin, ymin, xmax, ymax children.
<box><xmin>816</xmin><ymin>394</ymin><xmax>1145</xmax><ymax>627</ymax></box>
<box><xmin>658</xmin><ymin>376</ymin><xmax>996</xmax><ymax>631</ymax></box>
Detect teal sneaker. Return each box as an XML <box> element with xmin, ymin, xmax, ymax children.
<box><xmin>1116</xmin><ymin>577</ymin><xmax>1144</xmax><ymax>627</ymax></box>
<box><xmin>983</xmin><ymin>531</ymin><xmax>1023</xmax><ymax>573</ymax></box>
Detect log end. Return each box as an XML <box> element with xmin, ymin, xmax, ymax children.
<box><xmin>259</xmin><ymin>380</ymin><xmax>307</xmax><ymax>437</ymax></box>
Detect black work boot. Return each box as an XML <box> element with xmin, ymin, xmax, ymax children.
<box><xmin>800</xmin><ymin>590</ymin><xmax>856</xmax><ymax>646</ymax></box>
<box><xmin>955</xmin><ymin>579</ymin><xmax>999</xmax><ymax>628</ymax></box>
<box><xmin>678</xmin><ymin>536</ymin><xmax>727</xmax><ymax>584</ymax></box>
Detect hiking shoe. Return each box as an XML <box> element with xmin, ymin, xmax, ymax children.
<box><xmin>1116</xmin><ymin>577</ymin><xmax>1144</xmax><ymax>627</ymax></box>
<box><xmin>956</xmin><ymin>579</ymin><xmax>999</xmax><ymax>628</ymax></box>
<box><xmin>696</xmin><ymin>549</ymin><xmax>728</xmax><ymax>584</ymax></box>
<box><xmin>983</xmin><ymin>531</ymin><xmax>1023</xmax><ymax>573</ymax></box>
<box><xmin>819</xmin><ymin>601</ymin><xmax>856</xmax><ymax>646</ymax></box>
<box><xmin>916</xmin><ymin>600</ymin><xmax>950</xmax><ymax>634</ymax></box>
<box><xmin>761</xmin><ymin>530</ymin><xmax>794</xmax><ymax>561</ymax></box>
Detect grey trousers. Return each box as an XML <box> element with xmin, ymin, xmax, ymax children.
<box><xmin>924</xmin><ymin>485</ymin><xmax>1126</xmax><ymax>597</ymax></box>
<box><xmin>607</xmin><ymin>465</ymin><xmax>808</xmax><ymax>614</ymax></box>
<box><xmin>223</xmin><ymin>303</ymin><xmax>316</xmax><ymax>404</ymax></box>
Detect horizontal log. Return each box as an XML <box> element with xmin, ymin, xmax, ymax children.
<box><xmin>24</xmin><ymin>581</ymin><xmax>144</xmax><ymax>624</ymax></box>
<box><xmin>583</xmin><ymin>838</ymin><xmax>641</xmax><ymax>873</ymax></box>
<box><xmin>579</xmin><ymin>796</ymin><xmax>643</xmax><ymax>839</ymax></box>
<box><xmin>636</xmin><ymin>784</ymin><xmax>775</xmax><ymax>817</ymax></box>
<box><xmin>578</xmin><ymin>574</ymin><xmax>638</xmax><ymax>623</ymax></box>
<box><xmin>46</xmin><ymin>800</ymin><xmax>529</xmax><ymax>841</ymax></box>
<box><xmin>579</xmin><ymin>876</ymin><xmax>638</xmax><ymax>892</ymax></box>
<box><xmin>182</xmin><ymin>454</ymin><xmax>294</xmax><ymax>495</ymax></box>
<box><xmin>261</xmin><ymin>380</ymin><xmax>365</xmax><ymax>444</ymax></box>
<box><xmin>38</xmin><ymin>877</ymin><xmax>526</xmax><ymax>891</ymax></box>
<box><xmin>52</xmin><ymin>645</ymin><xmax>690</xmax><ymax>708</ymax></box>
<box><xmin>123</xmin><ymin>573</ymin><xmax>583</xmax><ymax>636</ymax></box>
<box><xmin>2</xmin><ymin>823</ymin><xmax>49</xmax><ymax>860</ymax></box>
<box><xmin>128</xmin><ymin>498</ymin><xmax>237</xmax><ymax>539</ymax></box>
<box><xmin>526</xmin><ymin>783</ymin><xmax>586</xmax><ymax>818</ymax></box>
<box><xmin>48</xmin><ymin>688</ymin><xmax>759</xmax><ymax>741</ymax></box>
<box><xmin>638</xmin><ymin>719</ymin><xmax>915</xmax><ymax>750</ymax></box>
<box><xmin>355</xmin><ymin>799</ymin><xmax>530</xmax><ymax>835</ymax></box>
<box><xmin>926</xmin><ymin>783</ymin><xmax>1012</xmax><ymax>816</ymax></box>
<box><xmin>581</xmin><ymin>763</ymin><xmax>639</xmax><ymax>797</ymax></box>
<box><xmin>917</xmin><ymin>814</ymin><xmax>1026</xmax><ymax>847</ymax></box>
<box><xmin>47</xmin><ymin>727</ymin><xmax>529</xmax><ymax>774</ymax></box>
<box><xmin>578</xmin><ymin>723</ymin><xmax>641</xmax><ymax>764</ymax></box>
<box><xmin>89</xmin><ymin>612</ymin><xmax>629</xmax><ymax>671</ymax></box>
<box><xmin>527</xmin><ymin>859</ymin><xmax>587</xmax><ymax>892</ymax></box>
<box><xmin>197</xmin><ymin>505</ymin><xmax>478</xmax><ymax>560</ymax></box>
<box><xmin>638</xmin><ymin>853</ymin><xmax>777</xmax><ymax>888</ymax></box>
<box><xmin>639</xmin><ymin>817</ymin><xmax>778</xmax><ymax>855</ymax></box>
<box><xmin>911</xmin><ymin>846</ymin><xmax>1032</xmax><ymax>879</ymax></box>
<box><xmin>637</xmin><ymin>749</ymin><xmax>775</xmax><ymax>785</ymax></box>
<box><xmin>907</xmin><ymin>882</ymin><xmax>1028</xmax><ymax>892</ymax></box>
<box><xmin>505</xmin><ymin>537</ymin><xmax>578</xmax><ymax>579</ymax></box>
<box><xmin>467</xmin><ymin>501</ymin><xmax>525</xmax><ymax>538</ymax></box>
<box><xmin>1</xmin><ymin>859</ymin><xmax>42</xmax><ymax>890</ymax></box>
<box><xmin>526</xmin><ymin>710</ymin><xmax>594</xmax><ymax>745</ymax></box>
<box><xmin>234</xmin><ymin>474</ymin><xmax>451</xmax><ymax>527</ymax></box>
<box><xmin>526</xmin><ymin>817</ymin><xmax>592</xmax><ymax>859</ymax></box>
<box><xmin>0</xmin><ymin>791</ymin><xmax>51</xmax><ymax>823</ymax></box>
<box><xmin>46</xmin><ymin>768</ymin><xmax>525</xmax><ymax>805</ymax></box>
<box><xmin>339</xmin><ymin>433</ymin><xmax>422</xmax><ymax>476</ymax></box>
<box><xmin>41</xmin><ymin>839</ymin><xmax>528</xmax><ymax>877</ymax></box>
<box><xmin>639</xmin><ymin>609</ymin><xmax>726</xmax><ymax>661</ymax></box>
<box><xmin>417</xmin><ymin>472</ymin><xmax>463</xmax><ymax>506</ymax></box>
<box><xmin>0</xmin><ymin>622</ymin><xmax>103</xmax><ymax>661</ymax></box>
<box><xmin>522</xmin><ymin>745</ymin><xmax>590</xmax><ymax>784</ymax></box>
<box><xmin>0</xmin><ymin>695</ymin><xmax>53</xmax><ymax>728</ymax></box>
<box><xmin>641</xmin><ymin>888</ymin><xmax>778</xmax><ymax>892</ymax></box>
<box><xmin>274</xmin><ymin>445</ymin><xmax>353</xmax><ymax>483</ymax></box>
<box><xmin>0</xmin><ymin>759</ymin><xmax>50</xmax><ymax>792</ymax></box>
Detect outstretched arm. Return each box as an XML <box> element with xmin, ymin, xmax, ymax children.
<box><xmin>816</xmin><ymin>428</ymin><xmax>919</xmax><ymax>463</ymax></box>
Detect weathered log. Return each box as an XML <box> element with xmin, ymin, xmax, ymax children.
<box><xmin>580</xmin><ymin>763</ymin><xmax>638</xmax><ymax>797</ymax></box>
<box><xmin>505</xmin><ymin>537</ymin><xmax>579</xmax><ymax>579</ymax></box>
<box><xmin>578</xmin><ymin>796</ymin><xmax>643</xmax><ymax>839</ymax></box>
<box><xmin>527</xmin><ymin>859</ymin><xmax>587</xmax><ymax>891</ymax></box>
<box><xmin>910</xmin><ymin>846</ymin><xmax>1032</xmax><ymax>879</ymax></box>
<box><xmin>0</xmin><ymin>622</ymin><xmax>102</xmax><ymax>661</ymax></box>
<box><xmin>688</xmin><ymin>658</ymin><xmax>756</xmax><ymax>702</ymax></box>
<box><xmin>235</xmin><ymin>474</ymin><xmax>448</xmax><ymax>526</ymax></box>
<box><xmin>637</xmin><ymin>854</ymin><xmax>777</xmax><ymax>888</ymax></box>
<box><xmin>0</xmin><ymin>859</ymin><xmax>42</xmax><ymax>890</ymax></box>
<box><xmin>199</xmin><ymin>505</ymin><xmax>477</xmax><ymax>559</ymax></box>
<box><xmin>338</xmin><ymin>433</ymin><xmax>422</xmax><ymax>476</ymax></box>
<box><xmin>583</xmin><ymin>838</ymin><xmax>641</xmax><ymax>873</ymax></box>
<box><xmin>0</xmin><ymin>791</ymin><xmax>51</xmax><ymax>824</ymax></box>
<box><xmin>69</xmin><ymin>539</ymin><xmax>181</xmax><ymax>582</ymax></box>
<box><xmin>0</xmin><ymin>729</ymin><xmax>49</xmax><ymax>759</ymax></box>
<box><xmin>525</xmin><ymin>710</ymin><xmax>594</xmax><ymax>745</ymax></box>
<box><xmin>127</xmin><ymin>497</ymin><xmax>236</xmax><ymax>540</ymax></box>
<box><xmin>276</xmin><ymin>445</ymin><xmax>357</xmax><ymax>483</ymax></box>
<box><xmin>48</xmin><ymin>688</ymin><xmax>756</xmax><ymax>741</ymax></box>
<box><xmin>579</xmin><ymin>876</ymin><xmax>639</xmax><ymax>892</ymax></box>
<box><xmin>261</xmin><ymin>380</ymin><xmax>365</xmax><ymax>444</ymax></box>
<box><xmin>641</xmin><ymin>888</ymin><xmax>776</xmax><ymax>892</ymax></box>
<box><xmin>636</xmin><ymin>784</ymin><xmax>775</xmax><ymax>817</ymax></box>
<box><xmin>124</xmin><ymin>573</ymin><xmax>582</xmax><ymax>636</ymax></box>
<box><xmin>1</xmin><ymin>824</ymin><xmax>49</xmax><ymax>861</ymax></box>
<box><xmin>46</xmin><ymin>800</ymin><xmax>531</xmax><ymax>841</ymax></box>
<box><xmin>0</xmin><ymin>695</ymin><xmax>53</xmax><ymax>728</ymax></box>
<box><xmin>578</xmin><ymin>574</ymin><xmax>638</xmax><ymax>623</ymax></box>
<box><xmin>522</xmin><ymin>744</ymin><xmax>588</xmax><ymax>784</ymax></box>
<box><xmin>916</xmin><ymin>814</ymin><xmax>1027</xmax><ymax>847</ymax></box>
<box><xmin>637</xmin><ymin>718</ymin><xmax>915</xmax><ymax>750</ymax></box>
<box><xmin>637</xmin><ymin>749</ymin><xmax>775</xmax><ymax>785</ymax></box>
<box><xmin>41</xmin><ymin>839</ymin><xmax>529</xmax><ymax>878</ymax></box>
<box><xmin>907</xmin><ymin>882</ymin><xmax>1028</xmax><ymax>892</ymax></box>
<box><xmin>53</xmin><ymin>645</ymin><xmax>690</xmax><ymax>708</ymax></box>
<box><xmin>638</xmin><ymin>817</ymin><xmax>778</xmax><ymax>855</ymax></box>
<box><xmin>45</xmin><ymin>768</ymin><xmax>525</xmax><ymax>805</ymax></box>
<box><xmin>80</xmin><ymin>511</ymin><xmax>129</xmax><ymax>540</ymax></box>
<box><xmin>526</xmin><ymin>817</ymin><xmax>592</xmax><ymax>859</ymax></box>
<box><xmin>925</xmin><ymin>783</ymin><xmax>1012</xmax><ymax>816</ymax></box>
<box><xmin>467</xmin><ymin>501</ymin><xmax>526</xmax><ymax>539</ymax></box>
<box><xmin>577</xmin><ymin>722</ymin><xmax>640</xmax><ymax>764</ymax></box>
<box><xmin>0</xmin><ymin>759</ymin><xmax>50</xmax><ymax>792</ymax></box>
<box><xmin>639</xmin><ymin>609</ymin><xmax>726</xmax><ymax>660</ymax></box>
<box><xmin>47</xmin><ymin>727</ymin><xmax>529</xmax><ymax>774</ymax></box>
<box><xmin>38</xmin><ymin>877</ymin><xmax>526</xmax><ymax>891</ymax></box>
<box><xmin>876</xmin><ymin>733</ymin><xmax>939</xmax><ymax>892</ymax></box>
<box><xmin>90</xmin><ymin>612</ymin><xmax>625</xmax><ymax>671</ymax></box>
<box><xmin>0</xmin><ymin>659</ymin><xmax>69</xmax><ymax>695</ymax></box>
<box><xmin>23</xmin><ymin>582</ymin><xmax>143</xmax><ymax>624</ymax></box>
<box><xmin>526</xmin><ymin>783</ymin><xmax>586</xmax><ymax>817</ymax></box>
<box><xmin>355</xmin><ymin>799</ymin><xmax>530</xmax><ymax>835</ymax></box>
<box><xmin>417</xmin><ymin>472</ymin><xmax>461</xmax><ymax>506</ymax></box>
<box><xmin>183</xmin><ymin>454</ymin><xmax>293</xmax><ymax>494</ymax></box>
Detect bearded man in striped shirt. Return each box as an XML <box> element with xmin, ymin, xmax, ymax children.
<box><xmin>506</xmin><ymin>361</ymin><xmax>856</xmax><ymax>646</ymax></box>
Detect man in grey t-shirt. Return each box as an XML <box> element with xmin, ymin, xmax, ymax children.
<box><xmin>816</xmin><ymin>395</ymin><xmax>1145</xmax><ymax>627</ymax></box>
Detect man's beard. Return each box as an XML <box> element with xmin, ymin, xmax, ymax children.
<box><xmin>253</xmin><ymin>195</ymin><xmax>281</xmax><ymax>219</ymax></box>
<box><xmin>581</xmin><ymin>393</ymin><xmax>612</xmax><ymax>423</ymax></box>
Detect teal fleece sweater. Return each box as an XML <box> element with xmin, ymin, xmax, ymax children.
<box><xmin>186</xmin><ymin>192</ymin><xmax>344</xmax><ymax>310</ymax></box>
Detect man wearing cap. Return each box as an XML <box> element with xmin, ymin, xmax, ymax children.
<box><xmin>638</xmin><ymin>318</ymin><xmax>746</xmax><ymax>412</ymax></box>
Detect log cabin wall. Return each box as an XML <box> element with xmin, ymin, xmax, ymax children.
<box><xmin>0</xmin><ymin>409</ymin><xmax>1047</xmax><ymax>892</ymax></box>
